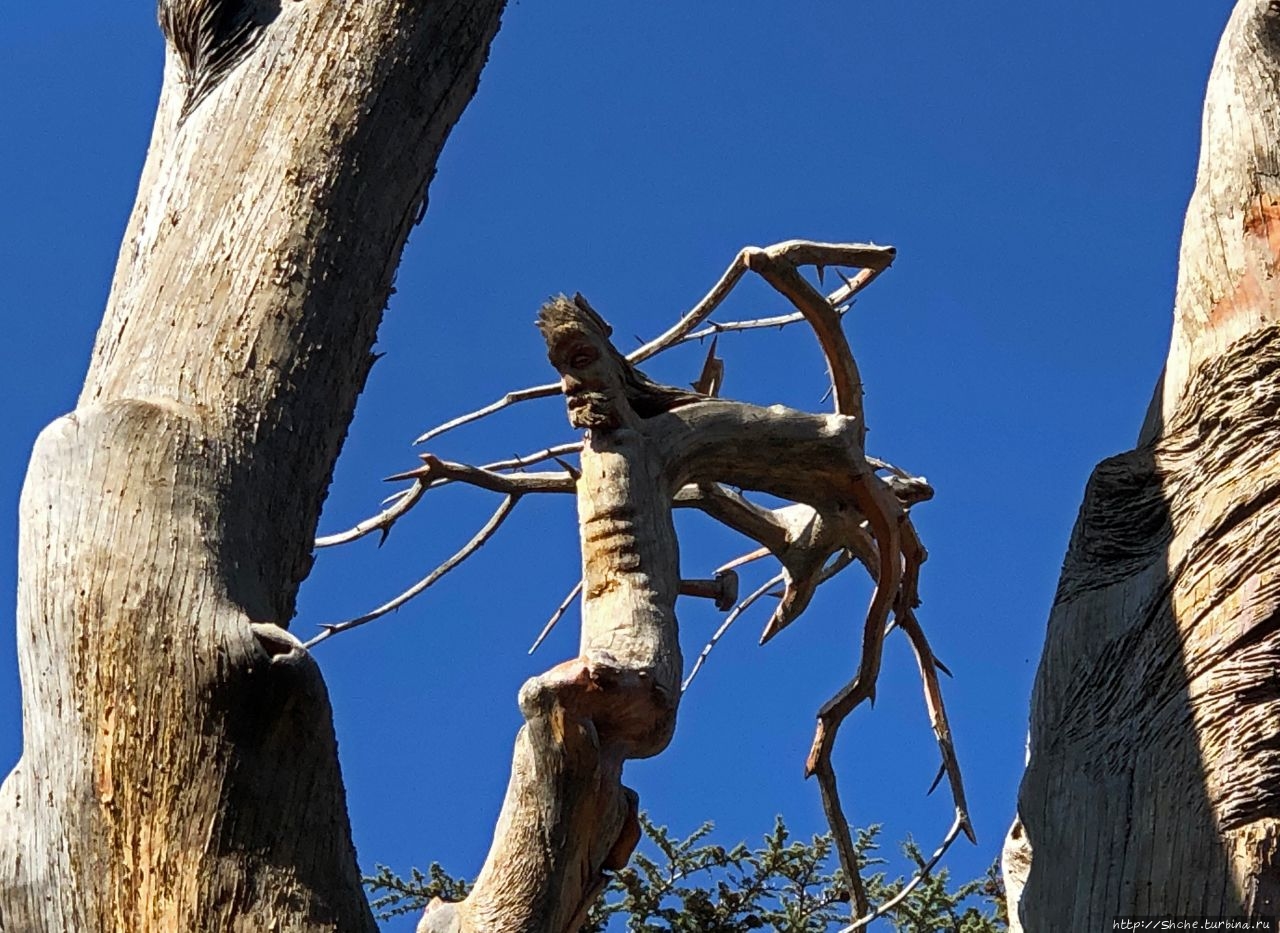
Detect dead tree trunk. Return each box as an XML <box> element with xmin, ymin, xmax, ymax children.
<box><xmin>402</xmin><ymin>251</ymin><xmax>967</xmax><ymax>932</ymax></box>
<box><xmin>0</xmin><ymin>2</ymin><xmax>505</xmax><ymax>930</ymax></box>
<box><xmin>1008</xmin><ymin>2</ymin><xmax>1280</xmax><ymax>927</ymax></box>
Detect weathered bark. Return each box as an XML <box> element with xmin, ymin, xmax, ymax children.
<box><xmin>1009</xmin><ymin>2</ymin><xmax>1280</xmax><ymax>928</ymax></box>
<box><xmin>0</xmin><ymin>2</ymin><xmax>505</xmax><ymax>931</ymax></box>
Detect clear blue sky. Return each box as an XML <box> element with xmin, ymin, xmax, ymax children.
<box><xmin>1</xmin><ymin>3</ymin><xmax>1234</xmax><ymax>928</ymax></box>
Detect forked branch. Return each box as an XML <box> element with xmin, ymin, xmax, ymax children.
<box><xmin>413</xmin><ymin>241</ymin><xmax>892</xmax><ymax>445</ymax></box>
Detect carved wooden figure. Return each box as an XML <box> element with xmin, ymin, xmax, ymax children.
<box><xmin>313</xmin><ymin>241</ymin><xmax>970</xmax><ymax>933</ymax></box>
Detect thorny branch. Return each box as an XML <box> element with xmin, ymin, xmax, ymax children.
<box><xmin>528</xmin><ymin>579</ymin><xmax>583</xmax><ymax>655</ymax></box>
<box><xmin>315</xmin><ymin>443</ymin><xmax>579</xmax><ymax>548</ymax></box>
<box><xmin>308</xmin><ymin>240</ymin><xmax>970</xmax><ymax>928</ymax></box>
<box><xmin>412</xmin><ymin>242</ymin><xmax>891</xmax><ymax>445</ymax></box>
<box><xmin>303</xmin><ymin>495</ymin><xmax>520</xmax><ymax>649</ymax></box>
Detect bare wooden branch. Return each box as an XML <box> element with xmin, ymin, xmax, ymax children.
<box><xmin>316</xmin><ymin>482</ymin><xmax>427</xmax><ymax>548</ymax></box>
<box><xmin>896</xmin><ymin>608</ymin><xmax>974</xmax><ymax>843</ymax></box>
<box><xmin>304</xmin><ymin>496</ymin><xmax>520</xmax><ymax>649</ymax></box>
<box><xmin>529</xmin><ymin>579</ymin><xmax>583</xmax><ymax>655</ymax></box>
<box><xmin>839</xmin><ymin>811</ymin><xmax>967</xmax><ymax>932</ymax></box>
<box><xmin>413</xmin><ymin>241</ymin><xmax>892</xmax><ymax>446</ymax></box>
<box><xmin>690</xmin><ymin>338</ymin><xmax>725</xmax><ymax>398</ymax></box>
<box><xmin>387</xmin><ymin>454</ymin><xmax>574</xmax><ymax>495</ymax></box>
<box><xmin>415</xmin><ymin>382</ymin><xmax>563</xmax><ymax>445</ymax></box>
<box><xmin>740</xmin><ymin>241</ymin><xmax>892</xmax><ymax>428</ymax></box>
<box><xmin>677</xmin><ymin>306</ymin><xmax>846</xmax><ymax>345</ymax></box>
<box><xmin>316</xmin><ymin>443</ymin><xmax>581</xmax><ymax>549</ymax></box>
<box><xmin>814</xmin><ymin>753</ymin><xmax>871</xmax><ymax>918</ymax></box>
<box><xmin>673</xmin><ymin>483</ymin><xmax>791</xmax><ymax>555</ymax></box>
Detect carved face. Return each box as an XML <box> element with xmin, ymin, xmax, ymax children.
<box><xmin>548</xmin><ymin>328</ymin><xmax>628</xmax><ymax>431</ymax></box>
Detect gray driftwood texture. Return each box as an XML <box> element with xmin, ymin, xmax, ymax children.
<box><xmin>1007</xmin><ymin>2</ymin><xmax>1280</xmax><ymax>927</ymax></box>
<box><xmin>0</xmin><ymin>0</ymin><xmax>961</xmax><ymax>928</ymax></box>
<box><xmin>0</xmin><ymin>2</ymin><xmax>506</xmax><ymax>930</ymax></box>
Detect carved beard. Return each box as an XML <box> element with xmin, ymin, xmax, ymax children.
<box><xmin>567</xmin><ymin>390</ymin><xmax>622</xmax><ymax>431</ymax></box>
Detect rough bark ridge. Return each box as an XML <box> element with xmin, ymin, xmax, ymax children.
<box><xmin>0</xmin><ymin>1</ymin><xmax>505</xmax><ymax>930</ymax></box>
<box><xmin>1008</xmin><ymin>2</ymin><xmax>1280</xmax><ymax>928</ymax></box>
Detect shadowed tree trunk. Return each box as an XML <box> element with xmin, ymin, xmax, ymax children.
<box><xmin>1007</xmin><ymin>2</ymin><xmax>1280</xmax><ymax>927</ymax></box>
<box><xmin>0</xmin><ymin>2</ymin><xmax>505</xmax><ymax>930</ymax></box>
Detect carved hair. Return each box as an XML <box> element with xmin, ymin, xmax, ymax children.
<box><xmin>536</xmin><ymin>294</ymin><xmax>705</xmax><ymax>418</ymax></box>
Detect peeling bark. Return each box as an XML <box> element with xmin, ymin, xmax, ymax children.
<box><xmin>0</xmin><ymin>2</ymin><xmax>506</xmax><ymax>930</ymax></box>
<box><xmin>1010</xmin><ymin>2</ymin><xmax>1280</xmax><ymax>928</ymax></box>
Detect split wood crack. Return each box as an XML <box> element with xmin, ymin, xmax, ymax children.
<box><xmin>309</xmin><ymin>240</ymin><xmax>973</xmax><ymax>932</ymax></box>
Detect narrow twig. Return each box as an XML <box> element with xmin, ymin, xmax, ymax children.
<box><xmin>479</xmin><ymin>442</ymin><xmax>583</xmax><ymax>474</ymax></box>
<box><xmin>626</xmin><ymin>249</ymin><xmax>751</xmax><ymax>366</ymax></box>
<box><xmin>895</xmin><ymin>607</ymin><xmax>975</xmax><ymax>843</ymax></box>
<box><xmin>838</xmin><ymin>812</ymin><xmax>966</xmax><ymax>932</ymax></box>
<box><xmin>385</xmin><ymin>455</ymin><xmax>572</xmax><ymax>495</ymax></box>
<box><xmin>315</xmin><ymin>443</ymin><xmax>581</xmax><ymax>549</ymax></box>
<box><xmin>409</xmin><ymin>249</ymin><xmax>749</xmax><ymax>446</ymax></box>
<box><xmin>303</xmin><ymin>495</ymin><xmax>521</xmax><ymax>649</ymax></box>
<box><xmin>743</xmin><ymin>245</ymin><xmax>872</xmax><ymax>426</ymax></box>
<box><xmin>675</xmin><ymin>305</ymin><xmax>848</xmax><ymax>347</ymax></box>
<box><xmin>716</xmin><ymin>546</ymin><xmax>772</xmax><ymax>574</ymax></box>
<box><xmin>315</xmin><ymin>482</ymin><xmax>425</xmax><ymax>548</ymax></box>
<box><xmin>415</xmin><ymin>382</ymin><xmax>562</xmax><ymax>445</ymax></box>
<box><xmin>682</xmin><ymin>572</ymin><xmax>785</xmax><ymax>693</ymax></box>
<box><xmin>528</xmin><ymin>579</ymin><xmax>583</xmax><ymax>655</ymax></box>
<box><xmin>805</xmin><ymin>507</ymin><xmax>903</xmax><ymax>778</ymax></box>
<box><xmin>411</xmin><ymin>241</ymin><xmax>887</xmax><ymax>447</ymax></box>
<box><xmin>814</xmin><ymin>756</ymin><xmax>870</xmax><ymax>919</ymax></box>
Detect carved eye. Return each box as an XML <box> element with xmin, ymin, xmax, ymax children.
<box><xmin>569</xmin><ymin>349</ymin><xmax>597</xmax><ymax>369</ymax></box>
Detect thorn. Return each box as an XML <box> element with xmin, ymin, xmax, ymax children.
<box><xmin>378</xmin><ymin>527</ymin><xmax>391</xmax><ymax>548</ymax></box>
<box><xmin>835</xmin><ymin>268</ymin><xmax>855</xmax><ymax>290</ymax></box>
<box><xmin>816</xmin><ymin>264</ymin><xmax>825</xmax><ymax>286</ymax></box>
<box><xmin>765</xmin><ymin>588</ymin><xmax>784</xmax><ymax>599</ymax></box>
<box><xmin>554</xmin><ymin>457</ymin><xmax>582</xmax><ymax>481</ymax></box>
<box><xmin>385</xmin><ymin>454</ymin><xmax>441</xmax><ymax>483</ymax></box>
<box><xmin>692</xmin><ymin>337</ymin><xmax>724</xmax><ymax>397</ymax></box>
<box><xmin>715</xmin><ymin>546</ymin><xmax>771</xmax><ymax>574</ymax></box>
<box><xmin>384</xmin><ymin>467</ymin><xmax>425</xmax><ymax>482</ymax></box>
<box><xmin>927</xmin><ymin>763</ymin><xmax>946</xmax><ymax>795</ymax></box>
<box><xmin>934</xmin><ymin>657</ymin><xmax>953</xmax><ymax>677</ymax></box>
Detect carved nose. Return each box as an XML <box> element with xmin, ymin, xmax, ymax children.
<box><xmin>562</xmin><ymin>374</ymin><xmax>583</xmax><ymax>393</ymax></box>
